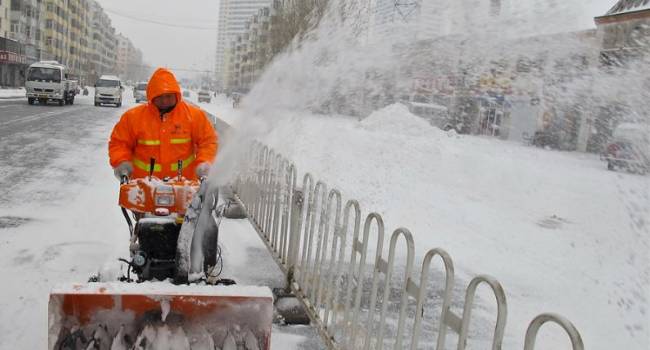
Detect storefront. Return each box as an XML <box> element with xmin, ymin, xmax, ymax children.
<box><xmin>0</xmin><ymin>37</ymin><xmax>27</xmax><ymax>88</ymax></box>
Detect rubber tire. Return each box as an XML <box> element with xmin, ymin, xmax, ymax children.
<box><xmin>58</xmin><ymin>99</ymin><xmax>64</xmax><ymax>106</ymax></box>
<box><xmin>116</xmin><ymin>101</ymin><xmax>122</xmax><ymax>108</ymax></box>
<box><xmin>95</xmin><ymin>102</ymin><xmax>100</xmax><ymax>107</ymax></box>
<box><xmin>607</xmin><ymin>161</ymin><xmax>615</xmax><ymax>171</ymax></box>
<box><xmin>27</xmin><ymin>98</ymin><xmax>34</xmax><ymax>105</ymax></box>
<box><xmin>69</xmin><ymin>97</ymin><xmax>74</xmax><ymax>105</ymax></box>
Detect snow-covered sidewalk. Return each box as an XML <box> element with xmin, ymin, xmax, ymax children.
<box><xmin>0</xmin><ymin>87</ymin><xmax>25</xmax><ymax>100</ymax></box>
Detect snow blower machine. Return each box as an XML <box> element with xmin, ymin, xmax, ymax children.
<box><xmin>48</xmin><ymin>161</ymin><xmax>273</xmax><ymax>350</ymax></box>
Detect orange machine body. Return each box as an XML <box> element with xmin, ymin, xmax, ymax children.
<box><xmin>118</xmin><ymin>177</ymin><xmax>199</xmax><ymax>216</ymax></box>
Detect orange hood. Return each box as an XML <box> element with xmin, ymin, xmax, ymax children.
<box><xmin>146</xmin><ymin>68</ymin><xmax>182</xmax><ymax>103</ymax></box>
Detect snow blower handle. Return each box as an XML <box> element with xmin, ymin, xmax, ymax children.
<box><xmin>118</xmin><ymin>175</ymin><xmax>133</xmax><ymax>236</ymax></box>
<box><xmin>148</xmin><ymin>158</ymin><xmax>156</xmax><ymax>180</ymax></box>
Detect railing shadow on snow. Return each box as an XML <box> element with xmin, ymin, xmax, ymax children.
<box><xmin>232</xmin><ymin>140</ymin><xmax>584</xmax><ymax>350</ymax></box>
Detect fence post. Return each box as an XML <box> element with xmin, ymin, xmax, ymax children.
<box><xmin>524</xmin><ymin>313</ymin><xmax>584</xmax><ymax>350</ymax></box>
<box><xmin>286</xmin><ymin>187</ymin><xmax>304</xmax><ymax>289</ymax></box>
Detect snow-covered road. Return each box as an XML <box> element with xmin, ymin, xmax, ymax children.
<box><xmin>0</xmin><ymin>93</ymin><xmax>129</xmax><ymax>348</ymax></box>
<box><xmin>0</xmin><ymin>93</ymin><xmax>325</xmax><ymax>349</ymax></box>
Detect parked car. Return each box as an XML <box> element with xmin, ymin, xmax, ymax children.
<box><xmin>133</xmin><ymin>81</ymin><xmax>147</xmax><ymax>103</ymax></box>
<box><xmin>604</xmin><ymin>123</ymin><xmax>650</xmax><ymax>174</ymax></box>
<box><xmin>198</xmin><ymin>90</ymin><xmax>211</xmax><ymax>103</ymax></box>
<box><xmin>94</xmin><ymin>75</ymin><xmax>123</xmax><ymax>107</ymax></box>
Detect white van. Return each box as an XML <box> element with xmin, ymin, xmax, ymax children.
<box><xmin>133</xmin><ymin>81</ymin><xmax>147</xmax><ymax>103</ymax></box>
<box><xmin>25</xmin><ymin>61</ymin><xmax>77</xmax><ymax>106</ymax></box>
<box><xmin>95</xmin><ymin>75</ymin><xmax>123</xmax><ymax>107</ymax></box>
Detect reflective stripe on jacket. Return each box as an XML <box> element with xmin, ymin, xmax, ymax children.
<box><xmin>108</xmin><ymin>68</ymin><xmax>218</xmax><ymax>180</ymax></box>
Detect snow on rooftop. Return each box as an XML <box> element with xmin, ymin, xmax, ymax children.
<box><xmin>98</xmin><ymin>75</ymin><xmax>121</xmax><ymax>81</ymax></box>
<box><xmin>606</xmin><ymin>0</ymin><xmax>650</xmax><ymax>16</ymax></box>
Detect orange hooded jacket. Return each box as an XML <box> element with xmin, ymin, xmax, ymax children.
<box><xmin>108</xmin><ymin>68</ymin><xmax>218</xmax><ymax>180</ymax></box>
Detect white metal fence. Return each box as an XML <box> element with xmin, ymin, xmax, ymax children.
<box><xmin>233</xmin><ymin>140</ymin><xmax>584</xmax><ymax>350</ymax></box>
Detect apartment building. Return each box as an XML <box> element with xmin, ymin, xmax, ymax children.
<box><xmin>8</xmin><ymin>0</ymin><xmax>42</xmax><ymax>62</ymax></box>
<box><xmin>0</xmin><ymin>0</ymin><xmax>10</xmax><ymax>38</ymax></box>
<box><xmin>66</xmin><ymin>0</ymin><xmax>90</xmax><ymax>77</ymax></box>
<box><xmin>116</xmin><ymin>33</ymin><xmax>145</xmax><ymax>81</ymax></box>
<box><xmin>115</xmin><ymin>33</ymin><xmax>129</xmax><ymax>79</ymax></box>
<box><xmin>39</xmin><ymin>0</ymin><xmax>89</xmax><ymax>79</ymax></box>
<box><xmin>215</xmin><ymin>0</ymin><xmax>272</xmax><ymax>90</ymax></box>
<box><xmin>88</xmin><ymin>0</ymin><xmax>117</xmax><ymax>81</ymax></box>
<box><xmin>228</xmin><ymin>5</ymin><xmax>275</xmax><ymax>91</ymax></box>
<box><xmin>0</xmin><ymin>0</ymin><xmax>142</xmax><ymax>87</ymax></box>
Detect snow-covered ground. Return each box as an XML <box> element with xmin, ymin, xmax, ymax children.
<box><xmin>202</xmin><ymin>99</ymin><xmax>649</xmax><ymax>350</ymax></box>
<box><xmin>2</xmin><ymin>86</ymin><xmax>646</xmax><ymax>349</ymax></box>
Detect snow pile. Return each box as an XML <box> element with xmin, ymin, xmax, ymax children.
<box><xmin>216</xmin><ymin>96</ymin><xmax>648</xmax><ymax>349</ymax></box>
<box><xmin>0</xmin><ymin>87</ymin><xmax>25</xmax><ymax>99</ymax></box>
<box><xmin>358</xmin><ymin>103</ymin><xmax>439</xmax><ymax>137</ymax></box>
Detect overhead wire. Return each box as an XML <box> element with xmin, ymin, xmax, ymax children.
<box><xmin>99</xmin><ymin>7</ymin><xmax>218</xmax><ymax>73</ymax></box>
<box><xmin>102</xmin><ymin>7</ymin><xmax>220</xmax><ymax>30</ymax></box>
<box><xmin>126</xmin><ymin>62</ymin><xmax>216</xmax><ymax>74</ymax></box>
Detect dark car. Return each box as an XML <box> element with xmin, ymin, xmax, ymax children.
<box><xmin>604</xmin><ymin>123</ymin><xmax>650</xmax><ymax>174</ymax></box>
<box><xmin>198</xmin><ymin>90</ymin><xmax>211</xmax><ymax>103</ymax></box>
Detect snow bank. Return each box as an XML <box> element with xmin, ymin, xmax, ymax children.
<box><xmin>240</xmin><ymin>104</ymin><xmax>649</xmax><ymax>350</ymax></box>
<box><xmin>0</xmin><ymin>87</ymin><xmax>25</xmax><ymax>99</ymax></box>
<box><xmin>359</xmin><ymin>103</ymin><xmax>440</xmax><ymax>137</ymax></box>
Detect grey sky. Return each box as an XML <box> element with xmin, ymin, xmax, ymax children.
<box><xmin>95</xmin><ymin>0</ymin><xmax>220</xmax><ymax>80</ymax></box>
<box><xmin>97</xmin><ymin>0</ymin><xmax>616</xmax><ymax>80</ymax></box>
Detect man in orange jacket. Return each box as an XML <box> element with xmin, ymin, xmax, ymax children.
<box><xmin>109</xmin><ymin>68</ymin><xmax>218</xmax><ymax>180</ymax></box>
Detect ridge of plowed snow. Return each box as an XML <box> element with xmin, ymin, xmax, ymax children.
<box><xmin>359</xmin><ymin>103</ymin><xmax>440</xmax><ymax>137</ymax></box>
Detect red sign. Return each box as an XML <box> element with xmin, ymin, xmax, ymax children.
<box><xmin>0</xmin><ymin>50</ymin><xmax>26</xmax><ymax>64</ymax></box>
